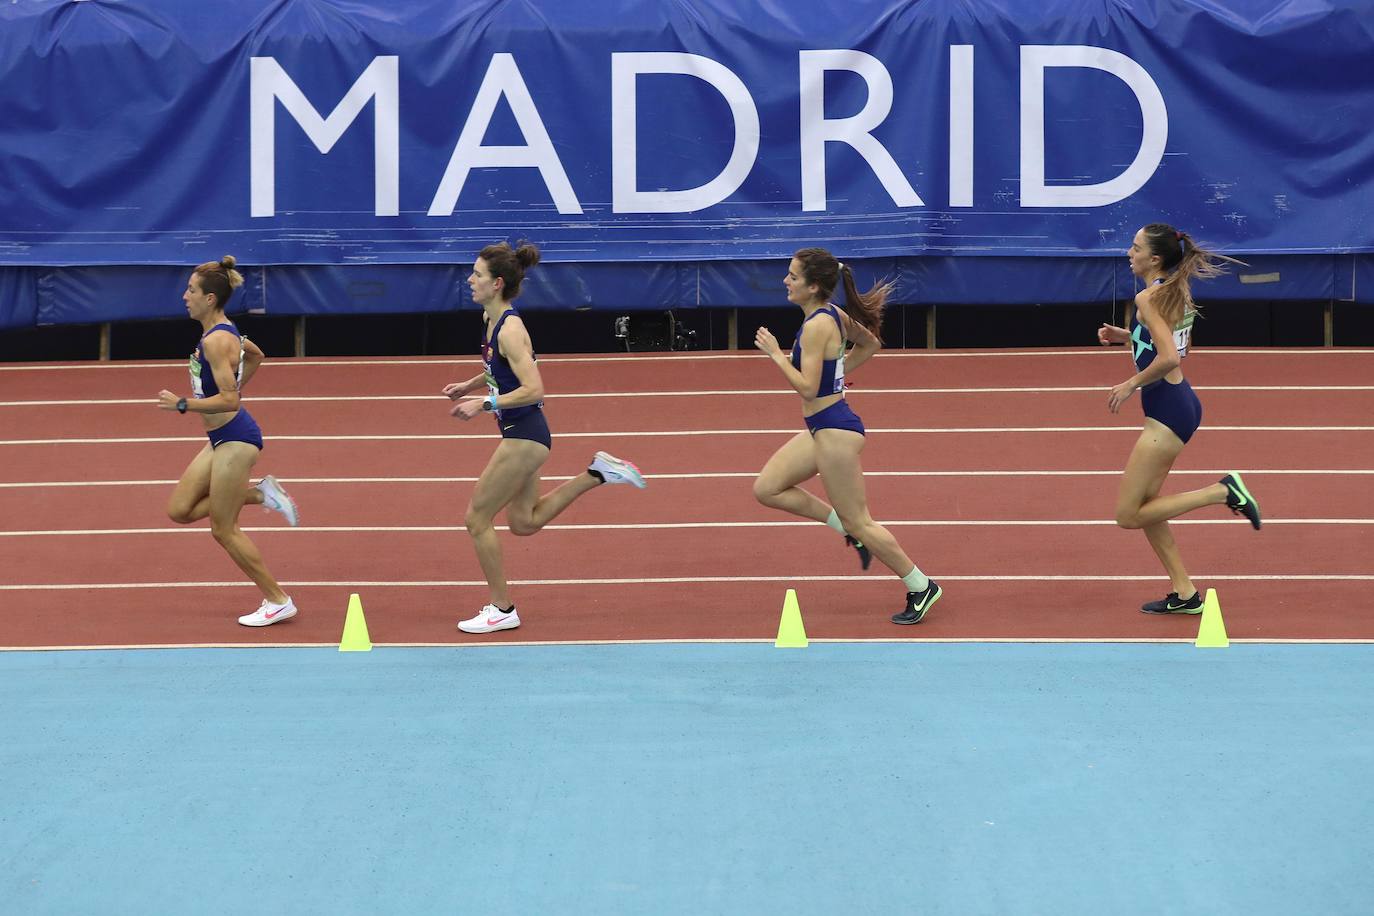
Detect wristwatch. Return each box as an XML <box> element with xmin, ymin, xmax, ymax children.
<box><xmin>482</xmin><ymin>394</ymin><xmax>496</xmax><ymax>412</ymax></box>
<box><xmin>176</xmin><ymin>398</ymin><xmax>188</xmax><ymax>414</ymax></box>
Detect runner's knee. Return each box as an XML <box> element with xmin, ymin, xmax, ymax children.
<box><xmin>464</xmin><ymin>505</ymin><xmax>495</xmax><ymax>535</ymax></box>
<box><xmin>507</xmin><ymin>514</ymin><xmax>540</xmax><ymax>537</ymax></box>
<box><xmin>1115</xmin><ymin>506</ymin><xmax>1143</xmax><ymax>529</ymax></box>
<box><xmin>210</xmin><ymin>521</ymin><xmax>239</xmax><ymax>545</ymax></box>
<box><xmin>753</xmin><ymin>476</ymin><xmax>782</xmax><ymax>506</ymax></box>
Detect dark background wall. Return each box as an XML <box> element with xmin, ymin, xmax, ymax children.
<box><xmin>1</xmin><ymin>298</ymin><xmax>1368</xmax><ymax>362</ymax></box>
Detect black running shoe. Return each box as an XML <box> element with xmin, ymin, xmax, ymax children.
<box><xmin>1220</xmin><ymin>472</ymin><xmax>1261</xmax><ymax>530</ymax></box>
<box><xmin>892</xmin><ymin>581</ymin><xmax>942</xmax><ymax>625</ymax></box>
<box><xmin>845</xmin><ymin>534</ymin><xmax>872</xmax><ymax>570</ymax></box>
<box><xmin>1140</xmin><ymin>591</ymin><xmax>1203</xmax><ymax>615</ymax></box>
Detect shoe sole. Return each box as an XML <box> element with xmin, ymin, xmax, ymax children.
<box><xmin>457</xmin><ymin>619</ymin><xmax>521</xmax><ymax>634</ymax></box>
<box><xmin>891</xmin><ymin>587</ymin><xmax>942</xmax><ymax>625</ymax></box>
<box><xmin>1140</xmin><ymin>606</ymin><xmax>1203</xmax><ymax>615</ymax></box>
<box><xmin>238</xmin><ymin>607</ymin><xmax>297</xmax><ymax>627</ymax></box>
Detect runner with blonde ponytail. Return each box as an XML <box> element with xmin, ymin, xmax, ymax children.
<box><xmin>1098</xmin><ymin>224</ymin><xmax>1260</xmax><ymax>616</ymax></box>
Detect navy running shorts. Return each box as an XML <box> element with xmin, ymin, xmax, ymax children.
<box><xmin>1141</xmin><ymin>378</ymin><xmax>1202</xmax><ymax>444</ymax></box>
<box><xmin>804</xmin><ymin>399</ymin><xmax>866</xmax><ymax>437</ymax></box>
<box><xmin>207</xmin><ymin>408</ymin><xmax>264</xmax><ymax>450</ymax></box>
<box><xmin>498</xmin><ymin>408</ymin><xmax>552</xmax><ymax>449</ymax></box>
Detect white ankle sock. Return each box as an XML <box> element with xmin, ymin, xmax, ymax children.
<box><xmin>824</xmin><ymin>509</ymin><xmax>847</xmax><ymax>535</ymax></box>
<box><xmin>901</xmin><ymin>566</ymin><xmax>930</xmax><ymax>592</ymax></box>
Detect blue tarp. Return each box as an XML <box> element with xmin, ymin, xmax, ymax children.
<box><xmin>1</xmin><ymin>1</ymin><xmax>1371</xmax><ymax>327</ymax></box>
<box><xmin>1</xmin><ymin>0</ymin><xmax>1371</xmax><ymax>267</ymax></box>
<box><xmin>3</xmin><ymin>254</ymin><xmax>1368</xmax><ymax>331</ymax></box>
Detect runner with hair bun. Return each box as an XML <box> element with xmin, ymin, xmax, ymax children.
<box><xmin>158</xmin><ymin>256</ymin><xmax>300</xmax><ymax>627</ymax></box>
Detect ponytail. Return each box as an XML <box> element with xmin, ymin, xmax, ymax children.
<box><xmin>793</xmin><ymin>248</ymin><xmax>892</xmax><ymax>343</ymax></box>
<box><xmin>1140</xmin><ymin>224</ymin><xmax>1246</xmax><ymax>327</ymax></box>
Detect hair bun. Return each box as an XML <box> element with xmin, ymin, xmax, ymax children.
<box><xmin>515</xmin><ymin>243</ymin><xmax>541</xmax><ymax>270</ymax></box>
<box><xmin>220</xmin><ymin>255</ymin><xmax>237</xmax><ymax>270</ymax></box>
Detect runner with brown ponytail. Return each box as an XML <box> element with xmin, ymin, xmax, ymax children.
<box><xmin>753</xmin><ymin>248</ymin><xmax>942</xmax><ymax>625</ymax></box>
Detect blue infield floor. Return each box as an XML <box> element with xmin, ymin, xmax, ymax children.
<box><xmin>4</xmin><ymin>643</ymin><xmax>1372</xmax><ymax>915</ymax></box>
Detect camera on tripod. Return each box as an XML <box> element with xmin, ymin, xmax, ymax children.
<box><xmin>612</xmin><ymin>311</ymin><xmax>697</xmax><ymax>352</ymax></box>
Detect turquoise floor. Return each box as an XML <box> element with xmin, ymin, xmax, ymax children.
<box><xmin>4</xmin><ymin>643</ymin><xmax>1372</xmax><ymax>915</ymax></box>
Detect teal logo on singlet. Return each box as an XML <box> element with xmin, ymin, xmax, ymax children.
<box><xmin>1130</xmin><ymin>324</ymin><xmax>1154</xmax><ymax>363</ymax></box>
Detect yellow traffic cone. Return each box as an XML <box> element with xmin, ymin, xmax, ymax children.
<box><xmin>339</xmin><ymin>592</ymin><xmax>373</xmax><ymax>652</ymax></box>
<box><xmin>1194</xmin><ymin>588</ymin><xmax>1229</xmax><ymax>648</ymax></box>
<box><xmin>775</xmin><ymin>588</ymin><xmax>808</xmax><ymax>648</ymax></box>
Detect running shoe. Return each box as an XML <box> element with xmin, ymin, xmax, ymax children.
<box><xmin>891</xmin><ymin>581</ymin><xmax>942</xmax><ymax>625</ymax></box>
<box><xmin>1140</xmin><ymin>591</ymin><xmax>1203</xmax><ymax>615</ymax></box>
<box><xmin>845</xmin><ymin>534</ymin><xmax>872</xmax><ymax>570</ymax></box>
<box><xmin>458</xmin><ymin>604</ymin><xmax>521</xmax><ymax>634</ymax></box>
<box><xmin>238</xmin><ymin>597</ymin><xmax>297</xmax><ymax>627</ymax></box>
<box><xmin>1220</xmin><ymin>472</ymin><xmax>1261</xmax><ymax>530</ymax></box>
<box><xmin>588</xmin><ymin>451</ymin><xmax>647</xmax><ymax>488</ymax></box>
<box><xmin>257</xmin><ymin>475</ymin><xmax>300</xmax><ymax>527</ymax></box>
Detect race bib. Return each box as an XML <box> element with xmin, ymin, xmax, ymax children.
<box><xmin>1173</xmin><ymin>311</ymin><xmax>1196</xmax><ymax>358</ymax></box>
<box><xmin>188</xmin><ymin>351</ymin><xmax>204</xmax><ymax>398</ymax></box>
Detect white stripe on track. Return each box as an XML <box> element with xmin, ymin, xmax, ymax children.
<box><xmin>3</xmin><ymin>574</ymin><xmax>1372</xmax><ymax>591</ymax></box>
<box><xmin>1</xmin><ymin>518</ymin><xmax>1370</xmax><ymax>537</ymax></box>
<box><xmin>4</xmin><ymin>384</ymin><xmax>1372</xmax><ymax>406</ymax></box>
<box><xmin>1</xmin><ymin>347</ymin><xmax>1369</xmax><ymax>372</ymax></box>
<box><xmin>6</xmin><ymin>637</ymin><xmax>1374</xmax><ymax>652</ymax></box>
<box><xmin>4</xmin><ymin>426</ymin><xmax>1373</xmax><ymax>446</ymax></box>
<box><xmin>2</xmin><ymin>469</ymin><xmax>1371</xmax><ymax>489</ymax></box>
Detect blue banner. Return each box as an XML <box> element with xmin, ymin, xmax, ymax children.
<box><xmin>1</xmin><ymin>0</ymin><xmax>1371</xmax><ymax>268</ymax></box>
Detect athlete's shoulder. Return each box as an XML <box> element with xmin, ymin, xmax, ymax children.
<box><xmin>202</xmin><ymin>325</ymin><xmax>240</xmax><ymax>351</ymax></box>
<box><xmin>495</xmin><ymin>312</ymin><xmax>533</xmax><ymax>351</ymax></box>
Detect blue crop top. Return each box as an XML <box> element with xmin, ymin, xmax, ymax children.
<box><xmin>789</xmin><ymin>306</ymin><xmax>846</xmax><ymax>398</ymax></box>
<box><xmin>189</xmin><ymin>322</ymin><xmax>244</xmax><ymax>400</ymax></box>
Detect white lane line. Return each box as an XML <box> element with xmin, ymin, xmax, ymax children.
<box><xmin>4</xmin><ymin>426</ymin><xmax>1373</xmax><ymax>446</ymax></box>
<box><xmin>2</xmin><ymin>518</ymin><xmax>1370</xmax><ymax>537</ymax></box>
<box><xmin>5</xmin><ymin>385</ymin><xmax>1372</xmax><ymax>406</ymax></box>
<box><xmin>6</xmin><ymin>637</ymin><xmax>1374</xmax><ymax>652</ymax></box>
<box><xmin>1</xmin><ymin>347</ymin><xmax>1368</xmax><ymax>372</ymax></box>
<box><xmin>3</xmin><ymin>574</ymin><xmax>1373</xmax><ymax>590</ymax></box>
<box><xmin>2</xmin><ymin>469</ymin><xmax>1370</xmax><ymax>489</ymax></box>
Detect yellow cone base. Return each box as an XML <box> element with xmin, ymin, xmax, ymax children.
<box><xmin>1194</xmin><ymin>587</ymin><xmax>1229</xmax><ymax>648</ymax></box>
<box><xmin>340</xmin><ymin>592</ymin><xmax>373</xmax><ymax>652</ymax></box>
<box><xmin>775</xmin><ymin>588</ymin><xmax>808</xmax><ymax>648</ymax></box>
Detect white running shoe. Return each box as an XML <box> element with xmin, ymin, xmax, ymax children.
<box><xmin>457</xmin><ymin>604</ymin><xmax>521</xmax><ymax>634</ymax></box>
<box><xmin>238</xmin><ymin>597</ymin><xmax>297</xmax><ymax>627</ymax></box>
<box><xmin>257</xmin><ymin>475</ymin><xmax>300</xmax><ymax>527</ymax></box>
<box><xmin>588</xmin><ymin>451</ymin><xmax>646</xmax><ymax>488</ymax></box>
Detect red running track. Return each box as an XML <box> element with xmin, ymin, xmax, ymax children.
<box><xmin>1</xmin><ymin>348</ymin><xmax>1371</xmax><ymax>646</ymax></box>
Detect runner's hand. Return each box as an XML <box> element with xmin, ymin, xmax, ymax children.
<box><xmin>1107</xmin><ymin>380</ymin><xmax>1136</xmax><ymax>413</ymax></box>
<box><xmin>451</xmin><ymin>398</ymin><xmax>485</xmax><ymax>420</ymax></box>
<box><xmin>442</xmin><ymin>382</ymin><xmax>468</xmax><ymax>400</ymax></box>
<box><xmin>156</xmin><ymin>390</ymin><xmax>181</xmax><ymax>411</ymax></box>
<box><xmin>754</xmin><ymin>327</ymin><xmax>780</xmax><ymax>357</ymax></box>
<box><xmin>1098</xmin><ymin>324</ymin><xmax>1129</xmax><ymax>346</ymax></box>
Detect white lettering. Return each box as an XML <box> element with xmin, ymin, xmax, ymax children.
<box><xmin>429</xmin><ymin>53</ymin><xmax>582</xmax><ymax>216</ymax></box>
<box><xmin>611</xmin><ymin>52</ymin><xmax>759</xmax><ymax>213</ymax></box>
<box><xmin>799</xmin><ymin>50</ymin><xmax>922</xmax><ymax>212</ymax></box>
<box><xmin>250</xmin><ymin>56</ymin><xmax>398</xmax><ymax>217</ymax></box>
<box><xmin>1020</xmin><ymin>46</ymin><xmax>1167</xmax><ymax>207</ymax></box>
<box><xmin>948</xmin><ymin>46</ymin><xmax>974</xmax><ymax>207</ymax></box>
